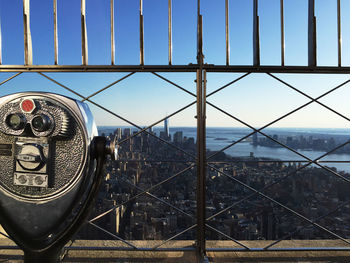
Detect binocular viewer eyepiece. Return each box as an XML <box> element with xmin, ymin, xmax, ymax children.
<box><xmin>0</xmin><ymin>92</ymin><xmax>117</xmax><ymax>262</ymax></box>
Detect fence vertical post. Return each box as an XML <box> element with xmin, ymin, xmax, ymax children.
<box><xmin>139</xmin><ymin>0</ymin><xmax>144</xmax><ymax>65</ymax></box>
<box><xmin>0</xmin><ymin>16</ymin><xmax>2</xmax><ymax>65</ymax></box>
<box><xmin>280</xmin><ymin>0</ymin><xmax>285</xmax><ymax>66</ymax></box>
<box><xmin>337</xmin><ymin>0</ymin><xmax>341</xmax><ymax>67</ymax></box>
<box><xmin>53</xmin><ymin>0</ymin><xmax>58</xmax><ymax>65</ymax></box>
<box><xmin>111</xmin><ymin>0</ymin><xmax>115</xmax><ymax>65</ymax></box>
<box><xmin>81</xmin><ymin>0</ymin><xmax>88</xmax><ymax>65</ymax></box>
<box><xmin>225</xmin><ymin>0</ymin><xmax>230</xmax><ymax>66</ymax></box>
<box><xmin>23</xmin><ymin>0</ymin><xmax>33</xmax><ymax>65</ymax></box>
<box><xmin>253</xmin><ymin>0</ymin><xmax>260</xmax><ymax>66</ymax></box>
<box><xmin>308</xmin><ymin>0</ymin><xmax>316</xmax><ymax>67</ymax></box>
<box><xmin>168</xmin><ymin>0</ymin><xmax>172</xmax><ymax>65</ymax></box>
<box><xmin>196</xmin><ymin>0</ymin><xmax>207</xmax><ymax>261</ymax></box>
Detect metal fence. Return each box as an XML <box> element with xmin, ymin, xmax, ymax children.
<box><xmin>1</xmin><ymin>0</ymin><xmax>350</xmax><ymax>262</ymax></box>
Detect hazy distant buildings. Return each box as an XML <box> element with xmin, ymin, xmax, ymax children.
<box><xmin>253</xmin><ymin>132</ymin><xmax>258</xmax><ymax>146</ymax></box>
<box><xmin>173</xmin><ymin>131</ymin><xmax>183</xmax><ymax>145</ymax></box>
<box><xmin>124</xmin><ymin>128</ymin><xmax>131</xmax><ymax>137</ymax></box>
<box><xmin>115</xmin><ymin>128</ymin><xmax>122</xmax><ymax>140</ymax></box>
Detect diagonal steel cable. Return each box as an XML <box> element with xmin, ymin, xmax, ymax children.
<box><xmin>206</xmin><ymin>73</ymin><xmax>251</xmax><ymax>98</ymax></box>
<box><xmin>0</xmin><ymin>231</ymin><xmax>11</xmax><ymax>240</ymax></box>
<box><xmin>205</xmin><ymin>224</ymin><xmax>250</xmax><ymax>250</ymax></box>
<box><xmin>268</xmin><ymin>73</ymin><xmax>350</xmax><ymax>122</ymax></box>
<box><xmin>152</xmin><ymin>72</ymin><xmax>250</xmax><ymax>99</ymax></box>
<box><xmin>209</xmin><ymin>164</ymin><xmax>350</xmax><ymax>246</ymax></box>
<box><xmin>207</xmin><ymin>101</ymin><xmax>350</xmax><ymax>186</ymax></box>
<box><xmin>38</xmin><ymin>72</ymin><xmax>195</xmax><ymax>159</ymax></box>
<box><xmin>206</xmin><ymin>138</ymin><xmax>350</xmax><ymax>223</ymax></box>
<box><xmin>82</xmin><ymin>72</ymin><xmax>136</xmax><ymax>102</ymax></box>
<box><xmin>120</xmin><ymin>177</ymin><xmax>194</xmax><ymax>219</ymax></box>
<box><xmin>107</xmin><ymin>73</ymin><xmax>198</xmax><ymax>157</ymax></box>
<box><xmin>87</xmin><ymin>221</ymin><xmax>137</xmax><ymax>249</ymax></box>
<box><xmin>0</xmin><ymin>72</ymin><xmax>22</xmax><ymax>87</ymax></box>
<box><xmin>207</xmin><ymin>77</ymin><xmax>350</xmax><ymax>161</ymax></box>
<box><xmin>61</xmin><ymin>237</ymin><xmax>78</xmax><ymax>261</ymax></box>
<box><xmin>152</xmin><ymin>224</ymin><xmax>197</xmax><ymax>250</ymax></box>
<box><xmin>151</xmin><ymin>72</ymin><xmax>196</xmax><ymax>97</ymax></box>
<box><xmin>264</xmin><ymin>199</ymin><xmax>350</xmax><ymax>249</ymax></box>
<box><xmin>118</xmin><ymin>72</ymin><xmax>248</xmax><ymax>158</ymax></box>
<box><xmin>120</xmin><ymin>177</ymin><xmax>249</xmax><ymax>250</ymax></box>
<box><xmin>89</xmin><ymin>164</ymin><xmax>195</xmax><ymax>222</ymax></box>
<box><xmin>207</xmin><ymin>160</ymin><xmax>350</xmax><ymax>164</ymax></box>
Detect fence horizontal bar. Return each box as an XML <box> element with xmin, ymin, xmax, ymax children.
<box><xmin>206</xmin><ymin>247</ymin><xmax>350</xmax><ymax>252</ymax></box>
<box><xmin>3</xmin><ymin>65</ymin><xmax>350</xmax><ymax>73</ymax></box>
<box><xmin>207</xmin><ymin>160</ymin><xmax>350</xmax><ymax>163</ymax></box>
<box><xmin>0</xmin><ymin>245</ymin><xmax>196</xmax><ymax>252</ymax></box>
<box><xmin>2</xmin><ymin>245</ymin><xmax>350</xmax><ymax>252</ymax></box>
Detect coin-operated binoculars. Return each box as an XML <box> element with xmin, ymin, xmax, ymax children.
<box><xmin>0</xmin><ymin>92</ymin><xmax>117</xmax><ymax>262</ymax></box>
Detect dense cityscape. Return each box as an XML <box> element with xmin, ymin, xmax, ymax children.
<box><xmin>77</xmin><ymin>121</ymin><xmax>350</xmax><ymax>242</ymax></box>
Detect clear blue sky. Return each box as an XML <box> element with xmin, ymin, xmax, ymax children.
<box><xmin>1</xmin><ymin>0</ymin><xmax>350</xmax><ymax>128</ymax></box>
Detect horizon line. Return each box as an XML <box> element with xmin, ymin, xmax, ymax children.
<box><xmin>97</xmin><ymin>125</ymin><xmax>350</xmax><ymax>130</ymax></box>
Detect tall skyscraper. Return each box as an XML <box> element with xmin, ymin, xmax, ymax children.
<box><xmin>164</xmin><ymin>117</ymin><xmax>169</xmax><ymax>138</ymax></box>
<box><xmin>160</xmin><ymin>117</ymin><xmax>171</xmax><ymax>141</ymax></box>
